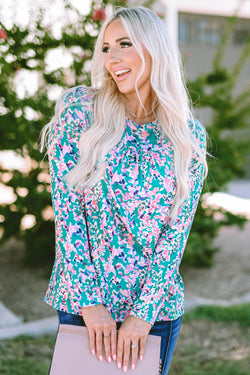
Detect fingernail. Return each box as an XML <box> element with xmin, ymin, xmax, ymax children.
<box><xmin>108</xmin><ymin>356</ymin><xmax>112</xmax><ymax>363</ymax></box>
<box><xmin>117</xmin><ymin>362</ymin><xmax>121</xmax><ymax>369</ymax></box>
<box><xmin>99</xmin><ymin>355</ymin><xmax>103</xmax><ymax>361</ymax></box>
<box><xmin>132</xmin><ymin>363</ymin><xmax>136</xmax><ymax>370</ymax></box>
<box><xmin>123</xmin><ymin>365</ymin><xmax>128</xmax><ymax>373</ymax></box>
<box><xmin>113</xmin><ymin>354</ymin><xmax>117</xmax><ymax>361</ymax></box>
<box><xmin>91</xmin><ymin>350</ymin><xmax>95</xmax><ymax>356</ymax></box>
<box><xmin>140</xmin><ymin>355</ymin><xmax>143</xmax><ymax>361</ymax></box>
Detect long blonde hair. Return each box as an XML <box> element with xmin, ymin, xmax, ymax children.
<box><xmin>41</xmin><ymin>6</ymin><xmax>207</xmax><ymax>220</ymax></box>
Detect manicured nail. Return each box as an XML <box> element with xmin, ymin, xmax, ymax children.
<box><xmin>140</xmin><ymin>355</ymin><xmax>143</xmax><ymax>361</ymax></box>
<box><xmin>123</xmin><ymin>365</ymin><xmax>128</xmax><ymax>373</ymax></box>
<box><xmin>91</xmin><ymin>349</ymin><xmax>95</xmax><ymax>355</ymax></box>
<box><xmin>132</xmin><ymin>363</ymin><xmax>136</xmax><ymax>370</ymax></box>
<box><xmin>113</xmin><ymin>354</ymin><xmax>117</xmax><ymax>361</ymax></box>
<box><xmin>108</xmin><ymin>356</ymin><xmax>112</xmax><ymax>363</ymax></box>
<box><xmin>99</xmin><ymin>355</ymin><xmax>103</xmax><ymax>361</ymax></box>
<box><xmin>117</xmin><ymin>362</ymin><xmax>121</xmax><ymax>369</ymax></box>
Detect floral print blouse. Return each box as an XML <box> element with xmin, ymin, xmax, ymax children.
<box><xmin>45</xmin><ymin>86</ymin><xmax>206</xmax><ymax>325</ymax></box>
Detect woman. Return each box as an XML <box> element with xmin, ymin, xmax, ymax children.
<box><xmin>41</xmin><ymin>6</ymin><xmax>207</xmax><ymax>375</ymax></box>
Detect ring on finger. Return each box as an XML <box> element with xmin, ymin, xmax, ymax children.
<box><xmin>103</xmin><ymin>334</ymin><xmax>111</xmax><ymax>338</ymax></box>
<box><xmin>131</xmin><ymin>343</ymin><xmax>139</xmax><ymax>348</ymax></box>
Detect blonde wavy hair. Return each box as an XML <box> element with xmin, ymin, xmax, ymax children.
<box><xmin>41</xmin><ymin>6</ymin><xmax>207</xmax><ymax>220</ymax></box>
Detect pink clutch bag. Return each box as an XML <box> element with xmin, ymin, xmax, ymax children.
<box><xmin>49</xmin><ymin>324</ymin><xmax>161</xmax><ymax>375</ymax></box>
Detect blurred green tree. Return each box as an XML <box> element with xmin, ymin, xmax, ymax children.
<box><xmin>183</xmin><ymin>15</ymin><xmax>250</xmax><ymax>267</ymax></box>
<box><xmin>0</xmin><ymin>1</ymin><xmax>249</xmax><ymax>268</ymax></box>
<box><xmin>0</xmin><ymin>0</ymin><xmax>154</xmax><ymax>266</ymax></box>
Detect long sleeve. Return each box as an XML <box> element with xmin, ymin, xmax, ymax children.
<box><xmin>47</xmin><ymin>94</ymin><xmax>102</xmax><ymax>309</ymax></box>
<box><xmin>129</xmin><ymin>122</ymin><xmax>206</xmax><ymax>325</ymax></box>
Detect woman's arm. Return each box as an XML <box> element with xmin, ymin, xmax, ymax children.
<box><xmin>116</xmin><ymin>121</ymin><xmax>206</xmax><ymax>371</ymax></box>
<box><xmin>129</xmin><ymin>122</ymin><xmax>206</xmax><ymax>325</ymax></box>
<box><xmin>49</xmin><ymin>93</ymin><xmax>117</xmax><ymax>364</ymax></box>
<box><xmin>49</xmin><ymin>99</ymin><xmax>102</xmax><ymax>307</ymax></box>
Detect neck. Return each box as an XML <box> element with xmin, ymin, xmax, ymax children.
<box><xmin>122</xmin><ymin>93</ymin><xmax>158</xmax><ymax>124</ymax></box>
<box><xmin>126</xmin><ymin>107</ymin><xmax>154</xmax><ymax>120</ymax></box>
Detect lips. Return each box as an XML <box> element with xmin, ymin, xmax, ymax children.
<box><xmin>114</xmin><ymin>68</ymin><xmax>131</xmax><ymax>77</ymax></box>
<box><xmin>112</xmin><ymin>67</ymin><xmax>132</xmax><ymax>82</ymax></box>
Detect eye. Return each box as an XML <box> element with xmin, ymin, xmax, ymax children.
<box><xmin>102</xmin><ymin>46</ymin><xmax>110</xmax><ymax>53</ymax></box>
<box><xmin>120</xmin><ymin>41</ymin><xmax>132</xmax><ymax>48</ymax></box>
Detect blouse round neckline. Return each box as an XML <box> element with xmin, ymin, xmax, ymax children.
<box><xmin>125</xmin><ymin>117</ymin><xmax>158</xmax><ymax>129</ymax></box>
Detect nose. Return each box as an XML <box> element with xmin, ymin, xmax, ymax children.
<box><xmin>106</xmin><ymin>46</ymin><xmax>122</xmax><ymax>63</ymax></box>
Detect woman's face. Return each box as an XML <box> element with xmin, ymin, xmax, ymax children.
<box><xmin>103</xmin><ymin>19</ymin><xmax>152</xmax><ymax>102</ymax></box>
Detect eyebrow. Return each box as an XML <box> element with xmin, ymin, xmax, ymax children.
<box><xmin>102</xmin><ymin>36</ymin><xmax>131</xmax><ymax>45</ymax></box>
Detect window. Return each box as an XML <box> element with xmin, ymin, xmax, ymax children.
<box><xmin>178</xmin><ymin>19</ymin><xmax>191</xmax><ymax>44</ymax></box>
<box><xmin>234</xmin><ymin>28</ymin><xmax>250</xmax><ymax>45</ymax></box>
<box><xmin>197</xmin><ymin>20</ymin><xmax>222</xmax><ymax>45</ymax></box>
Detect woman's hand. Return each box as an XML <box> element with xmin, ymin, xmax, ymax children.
<box><xmin>117</xmin><ymin>315</ymin><xmax>152</xmax><ymax>372</ymax></box>
<box><xmin>81</xmin><ymin>304</ymin><xmax>117</xmax><ymax>364</ymax></box>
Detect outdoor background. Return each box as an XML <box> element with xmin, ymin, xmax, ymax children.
<box><xmin>0</xmin><ymin>0</ymin><xmax>250</xmax><ymax>374</ymax></box>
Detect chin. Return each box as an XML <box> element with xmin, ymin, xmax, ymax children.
<box><xmin>116</xmin><ymin>85</ymin><xmax>135</xmax><ymax>97</ymax></box>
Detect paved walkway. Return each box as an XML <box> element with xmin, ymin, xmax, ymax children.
<box><xmin>0</xmin><ymin>301</ymin><xmax>57</xmax><ymax>339</ymax></box>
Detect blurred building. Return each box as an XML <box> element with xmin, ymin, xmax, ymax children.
<box><xmin>157</xmin><ymin>0</ymin><xmax>250</xmax><ymax>176</ymax></box>
<box><xmin>158</xmin><ymin>0</ymin><xmax>250</xmax><ymax>82</ymax></box>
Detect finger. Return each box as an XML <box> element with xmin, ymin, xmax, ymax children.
<box><xmin>131</xmin><ymin>342</ymin><xmax>139</xmax><ymax>370</ymax></box>
<box><xmin>139</xmin><ymin>336</ymin><xmax>147</xmax><ymax>361</ymax></box>
<box><xmin>103</xmin><ymin>331</ymin><xmax>112</xmax><ymax>363</ymax></box>
<box><xmin>111</xmin><ymin>330</ymin><xmax>117</xmax><ymax>361</ymax></box>
<box><xmin>116</xmin><ymin>334</ymin><xmax>123</xmax><ymax>370</ymax></box>
<box><xmin>95</xmin><ymin>330</ymin><xmax>103</xmax><ymax>362</ymax></box>
<box><xmin>88</xmin><ymin>328</ymin><xmax>96</xmax><ymax>356</ymax></box>
<box><xmin>122</xmin><ymin>337</ymin><xmax>131</xmax><ymax>373</ymax></box>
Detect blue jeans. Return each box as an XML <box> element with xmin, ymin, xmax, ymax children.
<box><xmin>57</xmin><ymin>310</ymin><xmax>182</xmax><ymax>375</ymax></box>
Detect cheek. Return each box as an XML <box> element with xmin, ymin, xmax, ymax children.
<box><xmin>104</xmin><ymin>64</ymin><xmax>114</xmax><ymax>81</ymax></box>
<box><xmin>129</xmin><ymin>52</ymin><xmax>142</xmax><ymax>68</ymax></box>
<box><xmin>143</xmin><ymin>56</ymin><xmax>152</xmax><ymax>77</ymax></box>
<box><xmin>145</xmin><ymin>61</ymin><xmax>152</xmax><ymax>77</ymax></box>
<box><xmin>104</xmin><ymin>53</ymin><xmax>114</xmax><ymax>73</ymax></box>
<box><xmin>104</xmin><ymin>58</ymin><xmax>109</xmax><ymax>72</ymax></box>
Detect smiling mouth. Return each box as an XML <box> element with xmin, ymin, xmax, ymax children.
<box><xmin>115</xmin><ymin>69</ymin><xmax>131</xmax><ymax>77</ymax></box>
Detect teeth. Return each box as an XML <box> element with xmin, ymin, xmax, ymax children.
<box><xmin>115</xmin><ymin>69</ymin><xmax>131</xmax><ymax>77</ymax></box>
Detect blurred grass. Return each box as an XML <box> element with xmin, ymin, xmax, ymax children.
<box><xmin>170</xmin><ymin>356</ymin><xmax>250</xmax><ymax>375</ymax></box>
<box><xmin>0</xmin><ymin>335</ymin><xmax>55</xmax><ymax>375</ymax></box>
<box><xmin>182</xmin><ymin>303</ymin><xmax>250</xmax><ymax>327</ymax></box>
<box><xmin>0</xmin><ymin>304</ymin><xmax>249</xmax><ymax>374</ymax></box>
<box><xmin>170</xmin><ymin>303</ymin><xmax>250</xmax><ymax>375</ymax></box>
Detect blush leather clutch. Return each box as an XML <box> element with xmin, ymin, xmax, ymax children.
<box><xmin>49</xmin><ymin>324</ymin><xmax>161</xmax><ymax>375</ymax></box>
